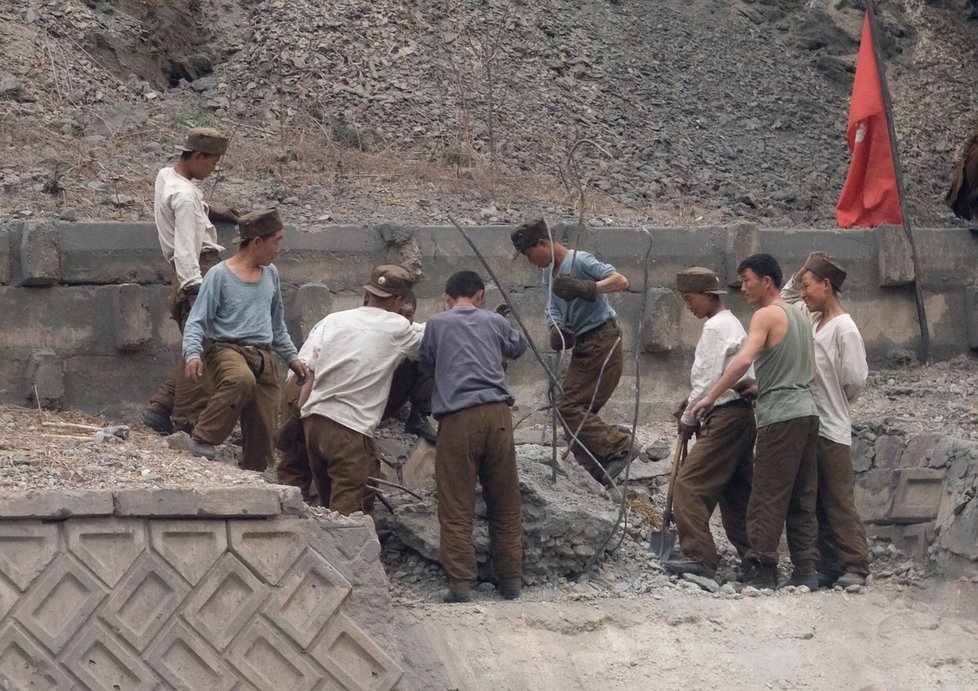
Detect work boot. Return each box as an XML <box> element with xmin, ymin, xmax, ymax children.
<box><xmin>742</xmin><ymin>559</ymin><xmax>777</xmax><ymax>590</ymax></box>
<box><xmin>601</xmin><ymin>443</ymin><xmax>643</xmax><ymax>486</ymax></box>
<box><xmin>664</xmin><ymin>557</ymin><xmax>712</xmax><ymax>578</ymax></box>
<box><xmin>817</xmin><ymin>571</ymin><xmax>840</xmax><ymax>589</ymax></box>
<box><xmin>835</xmin><ymin>572</ymin><xmax>868</xmax><ymax>588</ymax></box>
<box><xmin>143</xmin><ymin>407</ymin><xmax>173</xmax><ymax>435</ymax></box>
<box><xmin>188</xmin><ymin>438</ymin><xmax>216</xmax><ymax>460</ymax></box>
<box><xmin>497</xmin><ymin>579</ymin><xmax>521</xmax><ymax>600</ymax></box>
<box><xmin>444</xmin><ymin>580</ymin><xmax>472</xmax><ymax>603</ymax></box>
<box><xmin>787</xmin><ymin>565</ymin><xmax>818</xmax><ymax>590</ymax></box>
<box><xmin>405</xmin><ymin>408</ymin><xmax>437</xmax><ymax>444</ymax></box>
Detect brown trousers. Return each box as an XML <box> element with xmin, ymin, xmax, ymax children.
<box><xmin>303</xmin><ymin>414</ymin><xmax>379</xmax><ymax>515</ymax></box>
<box><xmin>745</xmin><ymin>415</ymin><xmax>820</xmax><ymax>568</ymax></box>
<box><xmin>559</xmin><ymin>320</ymin><xmax>630</xmax><ymax>480</ymax></box>
<box><xmin>672</xmin><ymin>402</ymin><xmax>755</xmax><ymax>573</ymax></box>
<box><xmin>436</xmin><ymin>402</ymin><xmax>523</xmax><ymax>591</ymax></box>
<box><xmin>148</xmin><ymin>249</ymin><xmax>221</xmax><ymax>432</ymax></box>
<box><xmin>816</xmin><ymin>438</ymin><xmax>870</xmax><ymax>576</ymax></box>
<box><xmin>275</xmin><ymin>360</ymin><xmax>433</xmax><ymax>502</ymax></box>
<box><xmin>192</xmin><ymin>343</ymin><xmax>280</xmax><ymax>472</ymax></box>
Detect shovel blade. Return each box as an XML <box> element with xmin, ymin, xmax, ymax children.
<box><xmin>649</xmin><ymin>527</ymin><xmax>677</xmax><ymax>563</ymax></box>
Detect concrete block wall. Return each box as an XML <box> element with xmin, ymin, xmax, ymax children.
<box><xmin>0</xmin><ymin>486</ymin><xmax>403</xmax><ymax>689</ymax></box>
<box><xmin>1</xmin><ymin>219</ymin><xmax>977</xmax><ymax>418</ymax></box>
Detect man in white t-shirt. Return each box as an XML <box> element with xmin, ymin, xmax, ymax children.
<box><xmin>296</xmin><ymin>265</ymin><xmax>424</xmax><ymax>514</ymax></box>
<box><xmin>782</xmin><ymin>252</ymin><xmax>870</xmax><ymax>588</ymax></box>
<box><xmin>144</xmin><ymin>127</ymin><xmax>238</xmax><ymax>435</ymax></box>
<box><xmin>665</xmin><ymin>267</ymin><xmax>755</xmax><ymax>580</ymax></box>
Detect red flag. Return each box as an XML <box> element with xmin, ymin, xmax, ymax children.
<box><xmin>836</xmin><ymin>14</ymin><xmax>903</xmax><ymax>228</ymax></box>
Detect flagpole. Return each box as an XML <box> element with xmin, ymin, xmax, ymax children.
<box><xmin>863</xmin><ymin>0</ymin><xmax>930</xmax><ymax>361</ymax></box>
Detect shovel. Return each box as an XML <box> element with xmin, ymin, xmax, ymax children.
<box><xmin>649</xmin><ymin>435</ymin><xmax>688</xmax><ymax>563</ymax></box>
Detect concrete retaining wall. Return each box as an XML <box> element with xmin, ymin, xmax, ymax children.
<box><xmin>2</xmin><ymin>219</ymin><xmax>977</xmax><ymax>417</ymax></box>
<box><xmin>0</xmin><ymin>486</ymin><xmax>403</xmax><ymax>689</ymax></box>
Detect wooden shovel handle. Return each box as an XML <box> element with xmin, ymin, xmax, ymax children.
<box><xmin>662</xmin><ymin>436</ymin><xmax>689</xmax><ymax>525</ymax></box>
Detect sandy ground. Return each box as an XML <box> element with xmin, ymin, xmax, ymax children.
<box><xmin>394</xmin><ymin>580</ymin><xmax>978</xmax><ymax>690</ymax></box>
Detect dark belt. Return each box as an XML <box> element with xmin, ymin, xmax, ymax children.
<box><xmin>577</xmin><ymin>318</ymin><xmax>619</xmax><ymax>341</ymax></box>
<box><xmin>714</xmin><ymin>398</ymin><xmax>752</xmax><ymax>411</ymax></box>
<box><xmin>213</xmin><ymin>341</ymin><xmax>272</xmax><ymax>378</ymax></box>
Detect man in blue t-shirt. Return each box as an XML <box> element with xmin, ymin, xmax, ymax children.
<box><xmin>511</xmin><ymin>219</ymin><xmax>640</xmax><ymax>485</ymax></box>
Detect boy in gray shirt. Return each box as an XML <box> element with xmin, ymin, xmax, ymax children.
<box><xmin>419</xmin><ymin>270</ymin><xmax>527</xmax><ymax>602</ymax></box>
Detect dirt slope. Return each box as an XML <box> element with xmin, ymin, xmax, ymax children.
<box><xmin>1</xmin><ymin>0</ymin><xmax>976</xmax><ymax>229</ymax></box>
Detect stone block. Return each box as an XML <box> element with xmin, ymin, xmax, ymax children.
<box><xmin>18</xmin><ymin>222</ymin><xmax>61</xmax><ymax>286</ymax></box>
<box><xmin>0</xmin><ymin>227</ymin><xmax>10</xmax><ymax>286</ymax></box>
<box><xmin>265</xmin><ymin>550</ymin><xmax>352</xmax><ymax>648</ymax></box>
<box><xmin>24</xmin><ymin>348</ymin><xmax>64</xmax><ymax>409</ymax></box>
<box><xmin>311</xmin><ymin>612</ymin><xmax>403</xmax><ymax>691</ymax></box>
<box><xmin>889</xmin><ymin>468</ymin><xmax>945</xmax><ymax>523</ymax></box>
<box><xmin>850</xmin><ymin>433</ymin><xmax>874</xmax><ymax>472</ymax></box>
<box><xmin>940</xmin><ymin>494</ymin><xmax>978</xmax><ymax>561</ymax></box>
<box><xmin>641</xmin><ymin>287</ymin><xmax>680</xmax><ymax>353</ymax></box>
<box><xmin>228</xmin><ymin>518</ymin><xmax>306</xmax><ymax>584</ymax></box>
<box><xmin>149</xmin><ymin>520</ymin><xmax>227</xmax><ymax>586</ymax></box>
<box><xmin>113</xmin><ymin>487</ymin><xmax>282</xmax><ymax>517</ymax></box>
<box><xmin>900</xmin><ymin>434</ymin><xmax>944</xmax><ymax>468</ymax></box>
<box><xmin>965</xmin><ymin>286</ymin><xmax>978</xmax><ymax>350</ymax></box>
<box><xmin>293</xmin><ymin>282</ymin><xmax>332</xmax><ymax>342</ymax></box>
<box><xmin>0</xmin><ymin>489</ymin><xmax>113</xmax><ymax>518</ymax></box>
<box><xmin>66</xmin><ymin>518</ymin><xmax>145</xmax><ymax>587</ymax></box>
<box><xmin>723</xmin><ymin>223</ymin><xmax>760</xmax><ymax>287</ymax></box>
<box><xmin>853</xmin><ymin>468</ymin><xmax>897</xmax><ymax>523</ymax></box>
<box><xmin>872</xmin><ymin>434</ymin><xmax>905</xmax><ymax>469</ymax></box>
<box><xmin>183</xmin><ymin>554</ymin><xmax>264</xmax><ymax>652</ymax></box>
<box><xmin>101</xmin><ymin>554</ymin><xmax>189</xmax><ymax>651</ymax></box>
<box><xmin>0</xmin><ymin>622</ymin><xmax>72</xmax><ymax>689</ymax></box>
<box><xmin>12</xmin><ymin>554</ymin><xmax>107</xmax><ymax>650</ymax></box>
<box><xmin>228</xmin><ymin>618</ymin><xmax>322</xmax><ymax>691</ymax></box>
<box><xmin>876</xmin><ymin>224</ymin><xmax>914</xmax><ymax>287</ymax></box>
<box><xmin>144</xmin><ymin>619</ymin><xmax>236</xmax><ymax>691</ymax></box>
<box><xmin>62</xmin><ymin>621</ymin><xmax>158</xmax><ymax>690</ymax></box>
<box><xmin>57</xmin><ymin>222</ymin><xmax>170</xmax><ymax>285</ymax></box>
<box><xmin>401</xmin><ymin>439</ymin><xmax>436</xmax><ymax>492</ymax></box>
<box><xmin>0</xmin><ymin>522</ymin><xmax>58</xmax><ymax>591</ymax></box>
<box><xmin>276</xmin><ymin>485</ymin><xmax>305</xmax><ymax>515</ymax></box>
<box><xmin>112</xmin><ymin>283</ymin><xmax>153</xmax><ymax>351</ymax></box>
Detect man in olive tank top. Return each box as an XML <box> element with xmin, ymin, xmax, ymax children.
<box><xmin>689</xmin><ymin>253</ymin><xmax>820</xmax><ymax>590</ymax></box>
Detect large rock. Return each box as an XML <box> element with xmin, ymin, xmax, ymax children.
<box><xmin>387</xmin><ymin>445</ymin><xmax>617</xmax><ymax>581</ymax></box>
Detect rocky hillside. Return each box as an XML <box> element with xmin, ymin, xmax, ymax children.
<box><xmin>0</xmin><ymin>0</ymin><xmax>976</xmax><ymax>229</ymax></box>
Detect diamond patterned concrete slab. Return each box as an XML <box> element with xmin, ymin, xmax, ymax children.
<box><xmin>0</xmin><ymin>622</ymin><xmax>71</xmax><ymax>690</ymax></box>
<box><xmin>114</xmin><ymin>488</ymin><xmax>281</xmax><ymax>517</ymax></box>
<box><xmin>144</xmin><ymin>619</ymin><xmax>236</xmax><ymax>691</ymax></box>
<box><xmin>229</xmin><ymin>618</ymin><xmax>325</xmax><ymax>691</ymax></box>
<box><xmin>0</xmin><ymin>522</ymin><xmax>58</xmax><ymax>591</ymax></box>
<box><xmin>312</xmin><ymin>613</ymin><xmax>403</xmax><ymax>691</ymax></box>
<box><xmin>100</xmin><ymin>553</ymin><xmax>189</xmax><ymax>652</ymax></box>
<box><xmin>12</xmin><ymin>554</ymin><xmax>106</xmax><ymax>651</ymax></box>
<box><xmin>63</xmin><ymin>621</ymin><xmax>158</xmax><ymax>691</ymax></box>
<box><xmin>66</xmin><ymin>518</ymin><xmax>146</xmax><ymax>587</ymax></box>
<box><xmin>890</xmin><ymin>468</ymin><xmax>946</xmax><ymax>523</ymax></box>
<box><xmin>0</xmin><ymin>575</ymin><xmax>17</xmax><ymax>622</ymax></box>
<box><xmin>265</xmin><ymin>549</ymin><xmax>352</xmax><ymax>648</ymax></box>
<box><xmin>183</xmin><ymin>554</ymin><xmax>264</xmax><ymax>652</ymax></box>
<box><xmin>229</xmin><ymin>519</ymin><xmax>306</xmax><ymax>585</ymax></box>
<box><xmin>150</xmin><ymin>520</ymin><xmax>227</xmax><ymax>586</ymax></box>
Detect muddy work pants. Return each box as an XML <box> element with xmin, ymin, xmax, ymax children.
<box><xmin>303</xmin><ymin>414</ymin><xmax>379</xmax><ymax>515</ymax></box>
<box><xmin>192</xmin><ymin>342</ymin><xmax>280</xmax><ymax>473</ymax></box>
<box><xmin>559</xmin><ymin>320</ymin><xmax>630</xmax><ymax>481</ymax></box>
<box><xmin>745</xmin><ymin>415</ymin><xmax>820</xmax><ymax>569</ymax></box>
<box><xmin>672</xmin><ymin>402</ymin><xmax>755</xmax><ymax>574</ymax></box>
<box><xmin>436</xmin><ymin>402</ymin><xmax>523</xmax><ymax>593</ymax></box>
<box><xmin>148</xmin><ymin>249</ymin><xmax>221</xmax><ymax>432</ymax></box>
<box><xmin>815</xmin><ymin>437</ymin><xmax>870</xmax><ymax>577</ymax></box>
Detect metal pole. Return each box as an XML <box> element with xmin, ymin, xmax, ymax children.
<box><xmin>863</xmin><ymin>0</ymin><xmax>930</xmax><ymax>361</ymax></box>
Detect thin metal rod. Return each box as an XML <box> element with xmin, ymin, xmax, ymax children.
<box><xmin>367</xmin><ymin>476</ymin><xmax>424</xmax><ymax>501</ymax></box>
<box><xmin>862</xmin><ymin>0</ymin><xmax>930</xmax><ymax>361</ymax></box>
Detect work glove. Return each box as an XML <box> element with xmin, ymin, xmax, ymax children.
<box><xmin>494</xmin><ymin>303</ymin><xmax>511</xmax><ymax>318</ymax></box>
<box><xmin>552</xmin><ymin>274</ymin><xmax>597</xmax><ymax>302</ymax></box>
<box><xmin>549</xmin><ymin>323</ymin><xmax>576</xmax><ymax>351</ymax></box>
<box><xmin>181</xmin><ymin>283</ymin><xmax>200</xmax><ymax>296</ymax></box>
<box><xmin>207</xmin><ymin>201</ymin><xmax>240</xmax><ymax>224</ymax></box>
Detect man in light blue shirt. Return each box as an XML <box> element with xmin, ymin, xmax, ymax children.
<box><xmin>511</xmin><ymin>219</ymin><xmax>639</xmax><ymax>485</ymax></box>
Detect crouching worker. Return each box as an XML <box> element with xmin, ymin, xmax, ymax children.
<box><xmin>666</xmin><ymin>267</ymin><xmax>755</xmax><ymax>580</ymax></box>
<box><xmin>182</xmin><ymin>208</ymin><xmax>307</xmax><ymax>470</ymax></box>
<box><xmin>297</xmin><ymin>265</ymin><xmax>423</xmax><ymax>515</ymax></box>
<box><xmin>419</xmin><ymin>271</ymin><xmax>528</xmax><ymax>603</ymax></box>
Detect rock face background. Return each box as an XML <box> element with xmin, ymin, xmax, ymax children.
<box><xmin>0</xmin><ymin>0</ymin><xmax>976</xmax><ymax>229</ymax></box>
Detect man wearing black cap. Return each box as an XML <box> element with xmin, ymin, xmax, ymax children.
<box><xmin>665</xmin><ymin>267</ymin><xmax>755</xmax><ymax>580</ymax></box>
<box><xmin>295</xmin><ymin>265</ymin><xmax>424</xmax><ymax>515</ymax></box>
<box><xmin>144</xmin><ymin>127</ymin><xmax>239</xmax><ymax>435</ymax></box>
<box><xmin>182</xmin><ymin>208</ymin><xmax>307</xmax><ymax>471</ymax></box>
<box><xmin>782</xmin><ymin>252</ymin><xmax>870</xmax><ymax>588</ymax></box>
<box><xmin>510</xmin><ymin>219</ymin><xmax>639</xmax><ymax>484</ymax></box>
